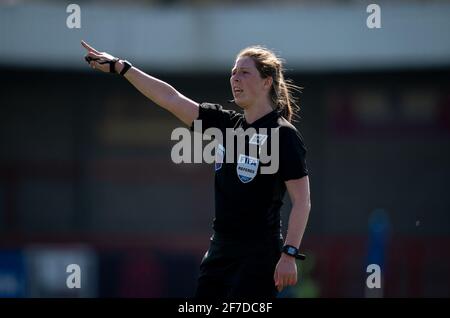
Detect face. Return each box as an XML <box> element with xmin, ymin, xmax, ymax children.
<box><xmin>230</xmin><ymin>56</ymin><xmax>272</xmax><ymax>109</ymax></box>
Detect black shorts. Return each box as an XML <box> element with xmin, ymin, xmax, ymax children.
<box><xmin>194</xmin><ymin>233</ymin><xmax>283</xmax><ymax>298</ymax></box>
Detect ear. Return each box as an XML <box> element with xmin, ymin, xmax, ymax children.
<box><xmin>264</xmin><ymin>76</ymin><xmax>273</xmax><ymax>90</ymax></box>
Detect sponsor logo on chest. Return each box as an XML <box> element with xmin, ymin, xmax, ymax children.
<box><xmin>249</xmin><ymin>133</ymin><xmax>268</xmax><ymax>146</ymax></box>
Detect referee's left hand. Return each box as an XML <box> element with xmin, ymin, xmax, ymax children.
<box><xmin>274</xmin><ymin>254</ymin><xmax>298</xmax><ymax>292</ymax></box>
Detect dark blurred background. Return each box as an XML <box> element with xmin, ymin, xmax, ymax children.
<box><xmin>0</xmin><ymin>0</ymin><xmax>449</xmax><ymax>297</ymax></box>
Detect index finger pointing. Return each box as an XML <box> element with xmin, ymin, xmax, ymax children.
<box><xmin>81</xmin><ymin>40</ymin><xmax>100</xmax><ymax>54</ymax></box>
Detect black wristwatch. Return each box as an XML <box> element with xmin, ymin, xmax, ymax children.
<box><xmin>119</xmin><ymin>60</ymin><xmax>132</xmax><ymax>76</ymax></box>
<box><xmin>282</xmin><ymin>245</ymin><xmax>306</xmax><ymax>260</ymax></box>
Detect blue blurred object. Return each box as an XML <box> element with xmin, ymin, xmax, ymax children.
<box><xmin>366</xmin><ymin>209</ymin><xmax>391</xmax><ymax>297</ymax></box>
<box><xmin>367</xmin><ymin>209</ymin><xmax>390</xmax><ymax>269</ymax></box>
<box><xmin>0</xmin><ymin>250</ymin><xmax>27</xmax><ymax>298</ymax></box>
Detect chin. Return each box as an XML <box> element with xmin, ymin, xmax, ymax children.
<box><xmin>234</xmin><ymin>99</ymin><xmax>247</xmax><ymax>109</ymax></box>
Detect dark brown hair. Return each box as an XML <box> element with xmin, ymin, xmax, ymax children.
<box><xmin>237</xmin><ymin>45</ymin><xmax>302</xmax><ymax>122</ymax></box>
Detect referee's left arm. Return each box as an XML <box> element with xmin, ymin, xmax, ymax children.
<box><xmin>284</xmin><ymin>175</ymin><xmax>311</xmax><ymax>249</ymax></box>
<box><xmin>274</xmin><ymin>175</ymin><xmax>311</xmax><ymax>291</ymax></box>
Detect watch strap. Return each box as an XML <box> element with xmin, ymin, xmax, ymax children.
<box><xmin>120</xmin><ymin>60</ymin><xmax>132</xmax><ymax>76</ymax></box>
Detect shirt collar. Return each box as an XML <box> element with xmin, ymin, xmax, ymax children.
<box><xmin>242</xmin><ymin>109</ymin><xmax>279</xmax><ymax>129</ymax></box>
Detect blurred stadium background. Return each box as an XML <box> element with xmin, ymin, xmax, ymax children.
<box><xmin>0</xmin><ymin>0</ymin><xmax>449</xmax><ymax>297</ymax></box>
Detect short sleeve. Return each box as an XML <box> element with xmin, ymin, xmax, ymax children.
<box><xmin>190</xmin><ymin>102</ymin><xmax>240</xmax><ymax>134</ymax></box>
<box><xmin>279</xmin><ymin>127</ymin><xmax>309</xmax><ymax>181</ymax></box>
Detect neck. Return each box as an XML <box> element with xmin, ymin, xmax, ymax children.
<box><xmin>244</xmin><ymin>101</ymin><xmax>274</xmax><ymax>124</ymax></box>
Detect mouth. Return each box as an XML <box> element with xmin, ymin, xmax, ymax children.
<box><xmin>233</xmin><ymin>87</ymin><xmax>243</xmax><ymax>95</ymax></box>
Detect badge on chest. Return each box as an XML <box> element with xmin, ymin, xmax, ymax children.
<box><xmin>236</xmin><ymin>154</ymin><xmax>259</xmax><ymax>183</ymax></box>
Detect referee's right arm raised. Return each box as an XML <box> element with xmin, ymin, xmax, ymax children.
<box><xmin>81</xmin><ymin>40</ymin><xmax>199</xmax><ymax>126</ymax></box>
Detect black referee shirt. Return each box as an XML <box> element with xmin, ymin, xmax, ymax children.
<box><xmin>191</xmin><ymin>102</ymin><xmax>308</xmax><ymax>238</ymax></box>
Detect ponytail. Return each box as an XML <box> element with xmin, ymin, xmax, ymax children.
<box><xmin>238</xmin><ymin>45</ymin><xmax>302</xmax><ymax>123</ymax></box>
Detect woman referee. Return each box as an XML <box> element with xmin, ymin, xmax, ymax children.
<box><xmin>82</xmin><ymin>41</ymin><xmax>311</xmax><ymax>298</ymax></box>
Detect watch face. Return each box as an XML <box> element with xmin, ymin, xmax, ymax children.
<box><xmin>288</xmin><ymin>247</ymin><xmax>296</xmax><ymax>254</ymax></box>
